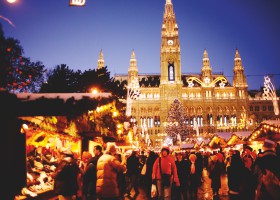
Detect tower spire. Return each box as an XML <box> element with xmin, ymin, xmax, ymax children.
<box><xmin>97</xmin><ymin>49</ymin><xmax>104</xmax><ymax>69</ymax></box>
<box><xmin>128</xmin><ymin>49</ymin><xmax>138</xmax><ymax>85</ymax></box>
<box><xmin>160</xmin><ymin>0</ymin><xmax>181</xmax><ymax>83</ymax></box>
<box><xmin>233</xmin><ymin>48</ymin><xmax>248</xmax><ymax>89</ymax></box>
<box><xmin>166</xmin><ymin>0</ymin><xmax>172</xmax><ymax>4</ymax></box>
<box><xmin>201</xmin><ymin>49</ymin><xmax>212</xmax><ymax>79</ymax></box>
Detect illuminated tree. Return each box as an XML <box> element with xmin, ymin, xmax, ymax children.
<box><xmin>165</xmin><ymin>99</ymin><xmax>188</xmax><ymax>144</ymax></box>
<box><xmin>0</xmin><ymin>24</ymin><xmax>45</xmax><ymax>92</ymax></box>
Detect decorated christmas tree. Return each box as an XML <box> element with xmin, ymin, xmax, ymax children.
<box><xmin>165</xmin><ymin>99</ymin><xmax>189</xmax><ymax>145</ymax></box>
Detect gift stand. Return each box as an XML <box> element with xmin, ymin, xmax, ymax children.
<box><xmin>15</xmin><ymin>129</ymin><xmax>81</xmax><ymax>199</ymax></box>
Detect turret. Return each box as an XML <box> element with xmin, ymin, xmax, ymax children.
<box><xmin>128</xmin><ymin>50</ymin><xmax>138</xmax><ymax>85</ymax></box>
<box><xmin>160</xmin><ymin>0</ymin><xmax>181</xmax><ymax>83</ymax></box>
<box><xmin>201</xmin><ymin>49</ymin><xmax>212</xmax><ymax>80</ymax></box>
<box><xmin>97</xmin><ymin>50</ymin><xmax>104</xmax><ymax>69</ymax></box>
<box><xmin>233</xmin><ymin>49</ymin><xmax>248</xmax><ymax>88</ymax></box>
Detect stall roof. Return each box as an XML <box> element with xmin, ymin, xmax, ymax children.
<box><xmin>16</xmin><ymin>92</ymin><xmax>112</xmax><ymax>101</ymax></box>
<box><xmin>246</xmin><ymin>120</ymin><xmax>280</xmax><ymax>142</ymax></box>
<box><xmin>262</xmin><ymin>120</ymin><xmax>280</xmax><ymax>126</ymax></box>
<box><xmin>180</xmin><ymin>143</ymin><xmax>194</xmax><ymax>149</ymax></box>
<box><xmin>233</xmin><ymin>131</ymin><xmax>251</xmax><ymax>139</ymax></box>
<box><xmin>216</xmin><ymin>132</ymin><xmax>232</xmax><ymax>141</ymax></box>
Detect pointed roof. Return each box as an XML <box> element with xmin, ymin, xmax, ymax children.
<box><xmin>166</xmin><ymin>0</ymin><xmax>172</xmax><ymax>4</ymax></box>
<box><xmin>203</xmin><ymin>49</ymin><xmax>209</xmax><ymax>59</ymax></box>
<box><xmin>128</xmin><ymin>49</ymin><xmax>138</xmax><ymax>72</ymax></box>
<box><xmin>202</xmin><ymin>49</ymin><xmax>211</xmax><ymax>71</ymax></box>
<box><xmin>99</xmin><ymin>49</ymin><xmax>104</xmax><ymax>59</ymax></box>
<box><xmin>131</xmin><ymin>49</ymin><xmax>136</xmax><ymax>60</ymax></box>
<box><xmin>234</xmin><ymin>48</ymin><xmax>241</xmax><ymax>61</ymax></box>
<box><xmin>97</xmin><ymin>49</ymin><xmax>105</xmax><ymax>69</ymax></box>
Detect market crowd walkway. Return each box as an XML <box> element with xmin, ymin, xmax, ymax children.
<box><xmin>125</xmin><ymin>168</ymin><xmax>229</xmax><ymax>200</ymax></box>
<box><xmin>47</xmin><ymin>168</ymin><xmax>229</xmax><ymax>200</ymax></box>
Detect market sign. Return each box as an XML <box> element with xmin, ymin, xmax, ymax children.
<box><xmin>69</xmin><ymin>0</ymin><xmax>86</xmax><ymax>6</ymax></box>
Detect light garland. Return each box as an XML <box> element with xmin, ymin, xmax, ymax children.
<box><xmin>248</xmin><ymin>123</ymin><xmax>280</xmax><ymax>142</ymax></box>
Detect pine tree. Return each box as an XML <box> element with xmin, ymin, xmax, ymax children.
<box><xmin>165</xmin><ymin>99</ymin><xmax>188</xmax><ymax>144</ymax></box>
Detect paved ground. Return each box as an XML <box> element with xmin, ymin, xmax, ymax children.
<box><xmin>197</xmin><ymin>169</ymin><xmax>229</xmax><ymax>200</ymax></box>
<box><xmin>124</xmin><ymin>169</ymin><xmax>229</xmax><ymax>200</ymax></box>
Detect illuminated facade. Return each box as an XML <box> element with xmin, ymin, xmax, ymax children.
<box><xmin>109</xmin><ymin>0</ymin><xmax>279</xmax><ymax>146</ymax></box>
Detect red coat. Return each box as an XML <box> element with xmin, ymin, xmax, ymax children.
<box><xmin>152</xmin><ymin>155</ymin><xmax>180</xmax><ymax>186</ymax></box>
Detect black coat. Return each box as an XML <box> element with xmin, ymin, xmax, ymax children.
<box><xmin>83</xmin><ymin>153</ymin><xmax>103</xmax><ymax>196</ymax></box>
<box><xmin>54</xmin><ymin>157</ymin><xmax>80</xmax><ymax>196</ymax></box>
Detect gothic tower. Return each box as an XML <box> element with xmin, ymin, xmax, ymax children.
<box><xmin>159</xmin><ymin>0</ymin><xmax>182</xmax><ymax>121</ymax></box>
<box><xmin>97</xmin><ymin>50</ymin><xmax>105</xmax><ymax>69</ymax></box>
<box><xmin>128</xmin><ymin>50</ymin><xmax>138</xmax><ymax>86</ymax></box>
<box><xmin>233</xmin><ymin>49</ymin><xmax>248</xmax><ymax>98</ymax></box>
<box><xmin>201</xmin><ymin>49</ymin><xmax>212</xmax><ymax>81</ymax></box>
<box><xmin>232</xmin><ymin>49</ymin><xmax>249</xmax><ymax>130</ymax></box>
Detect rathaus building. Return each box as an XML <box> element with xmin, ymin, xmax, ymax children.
<box><xmin>98</xmin><ymin>0</ymin><xmax>279</xmax><ymax>146</ymax></box>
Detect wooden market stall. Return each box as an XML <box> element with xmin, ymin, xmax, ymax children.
<box><xmin>208</xmin><ymin>135</ymin><xmax>228</xmax><ymax>150</ymax></box>
<box><xmin>1</xmin><ymin>90</ymin><xmax>114</xmax><ymax>199</ymax></box>
<box><xmin>227</xmin><ymin>133</ymin><xmax>245</xmax><ymax>147</ymax></box>
<box><xmin>245</xmin><ymin>120</ymin><xmax>280</xmax><ymax>151</ymax></box>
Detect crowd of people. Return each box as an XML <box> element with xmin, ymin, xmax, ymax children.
<box><xmin>52</xmin><ymin>139</ymin><xmax>280</xmax><ymax>200</ymax></box>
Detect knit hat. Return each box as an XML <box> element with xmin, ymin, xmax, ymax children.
<box><xmin>106</xmin><ymin>142</ymin><xmax>117</xmax><ymax>155</ymax></box>
<box><xmin>263</xmin><ymin>139</ymin><xmax>276</xmax><ymax>150</ymax></box>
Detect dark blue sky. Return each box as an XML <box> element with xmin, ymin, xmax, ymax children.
<box><xmin>1</xmin><ymin>0</ymin><xmax>280</xmax><ymax>90</ymax></box>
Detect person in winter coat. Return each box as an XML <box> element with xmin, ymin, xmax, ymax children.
<box><xmin>143</xmin><ymin>150</ymin><xmax>159</xmax><ymax>199</ymax></box>
<box><xmin>83</xmin><ymin>145</ymin><xmax>103</xmax><ymax>200</ymax></box>
<box><xmin>175</xmin><ymin>152</ymin><xmax>189</xmax><ymax>200</ymax></box>
<box><xmin>152</xmin><ymin>146</ymin><xmax>180</xmax><ymax>200</ymax></box>
<box><xmin>126</xmin><ymin>150</ymin><xmax>141</xmax><ymax>197</ymax></box>
<box><xmin>227</xmin><ymin>150</ymin><xmax>251</xmax><ymax>200</ymax></box>
<box><xmin>53</xmin><ymin>148</ymin><xmax>80</xmax><ymax>200</ymax></box>
<box><xmin>208</xmin><ymin>155</ymin><xmax>222</xmax><ymax>197</ymax></box>
<box><xmin>187</xmin><ymin>153</ymin><xmax>200</xmax><ymax>200</ymax></box>
<box><xmin>253</xmin><ymin>139</ymin><xmax>280</xmax><ymax>200</ymax></box>
<box><xmin>96</xmin><ymin>143</ymin><xmax>126</xmax><ymax>200</ymax></box>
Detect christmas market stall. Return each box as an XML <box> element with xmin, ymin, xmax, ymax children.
<box><xmin>180</xmin><ymin>143</ymin><xmax>194</xmax><ymax>150</ymax></box>
<box><xmin>208</xmin><ymin>135</ymin><xmax>228</xmax><ymax>150</ymax></box>
<box><xmin>245</xmin><ymin>120</ymin><xmax>280</xmax><ymax>151</ymax></box>
<box><xmin>227</xmin><ymin>133</ymin><xmax>245</xmax><ymax>147</ymax></box>
<box><xmin>16</xmin><ymin>126</ymin><xmax>82</xmax><ymax>199</ymax></box>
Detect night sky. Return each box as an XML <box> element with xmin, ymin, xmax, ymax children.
<box><xmin>1</xmin><ymin>0</ymin><xmax>280</xmax><ymax>90</ymax></box>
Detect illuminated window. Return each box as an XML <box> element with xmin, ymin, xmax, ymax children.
<box><xmin>168</xmin><ymin>63</ymin><xmax>175</xmax><ymax>81</ymax></box>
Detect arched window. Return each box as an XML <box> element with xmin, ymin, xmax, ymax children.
<box><xmin>168</xmin><ymin>62</ymin><xmax>175</xmax><ymax>81</ymax></box>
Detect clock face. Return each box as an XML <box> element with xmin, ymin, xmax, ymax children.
<box><xmin>167</xmin><ymin>39</ymin><xmax>173</xmax><ymax>45</ymax></box>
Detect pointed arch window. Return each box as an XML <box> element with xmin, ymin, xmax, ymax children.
<box><xmin>168</xmin><ymin>62</ymin><xmax>175</xmax><ymax>81</ymax></box>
